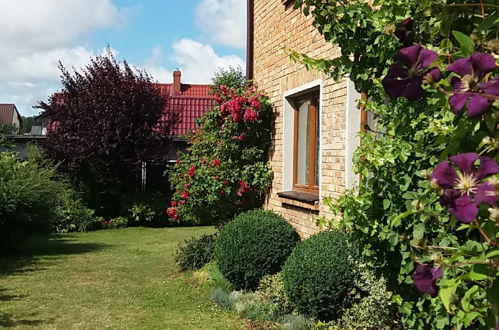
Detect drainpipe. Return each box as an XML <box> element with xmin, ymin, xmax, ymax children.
<box><xmin>246</xmin><ymin>0</ymin><xmax>254</xmax><ymax>80</ymax></box>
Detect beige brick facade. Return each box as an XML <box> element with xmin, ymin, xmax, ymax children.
<box><xmin>253</xmin><ymin>1</ymin><xmax>353</xmax><ymax>238</ymax></box>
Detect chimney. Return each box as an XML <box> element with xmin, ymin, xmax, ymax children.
<box><xmin>173</xmin><ymin>70</ymin><xmax>181</xmax><ymax>95</ymax></box>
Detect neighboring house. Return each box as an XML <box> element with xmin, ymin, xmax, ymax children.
<box><xmin>247</xmin><ymin>0</ymin><xmax>369</xmax><ymax>238</ymax></box>
<box><xmin>157</xmin><ymin>70</ymin><xmax>214</xmax><ymax>137</ymax></box>
<box><xmin>156</xmin><ymin>70</ymin><xmax>214</xmax><ymax>160</ymax></box>
<box><xmin>0</xmin><ymin>106</ymin><xmax>48</xmax><ymax>159</ymax></box>
<box><xmin>0</xmin><ymin>104</ymin><xmax>21</xmax><ymax>133</ymax></box>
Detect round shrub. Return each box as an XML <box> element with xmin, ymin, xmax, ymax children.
<box><xmin>214</xmin><ymin>210</ymin><xmax>300</xmax><ymax>290</ymax></box>
<box><xmin>282</xmin><ymin>230</ymin><xmax>359</xmax><ymax>321</ymax></box>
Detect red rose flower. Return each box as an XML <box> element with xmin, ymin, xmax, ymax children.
<box><xmin>232</xmin><ymin>134</ymin><xmax>245</xmax><ymax>141</ymax></box>
<box><xmin>249</xmin><ymin>97</ymin><xmax>261</xmax><ymax>109</ymax></box>
<box><xmin>179</xmin><ymin>200</ymin><xmax>186</xmax><ymax>205</ymax></box>
<box><xmin>214</xmin><ymin>92</ymin><xmax>222</xmax><ymax>103</ymax></box>
<box><xmin>215</xmin><ymin>175</ymin><xmax>220</xmax><ymax>181</ymax></box>
<box><xmin>188</xmin><ymin>165</ymin><xmax>196</xmax><ymax>176</ymax></box>
<box><xmin>182</xmin><ymin>191</ymin><xmax>189</xmax><ymax>199</ymax></box>
<box><xmin>213</xmin><ymin>159</ymin><xmax>221</xmax><ymax>166</ymax></box>
<box><xmin>170</xmin><ymin>201</ymin><xmax>177</xmax><ymax>207</ymax></box>
<box><xmin>167</xmin><ymin>207</ymin><xmax>178</xmax><ymax>218</ymax></box>
<box><xmin>237</xmin><ymin>180</ymin><xmax>251</xmax><ymax>196</ymax></box>
<box><xmin>223</xmin><ymin>180</ymin><xmax>229</xmax><ymax>185</ymax></box>
<box><xmin>176</xmin><ymin>159</ymin><xmax>182</xmax><ymax>165</ymax></box>
<box><xmin>219</xmin><ymin>189</ymin><xmax>225</xmax><ymax>195</ymax></box>
<box><xmin>243</xmin><ymin>109</ymin><xmax>258</xmax><ymax>122</ymax></box>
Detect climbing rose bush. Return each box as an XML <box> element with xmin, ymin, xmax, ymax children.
<box><xmin>167</xmin><ymin>84</ymin><xmax>272</xmax><ymax>225</ymax></box>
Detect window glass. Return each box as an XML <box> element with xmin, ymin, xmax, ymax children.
<box><xmin>296</xmin><ymin>100</ymin><xmax>310</xmax><ymax>185</ymax></box>
<box><xmin>314</xmin><ymin>98</ymin><xmax>319</xmax><ymax>186</ymax></box>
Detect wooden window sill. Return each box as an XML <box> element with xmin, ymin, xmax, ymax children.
<box><xmin>277</xmin><ymin>190</ymin><xmax>319</xmax><ymax>211</ymax></box>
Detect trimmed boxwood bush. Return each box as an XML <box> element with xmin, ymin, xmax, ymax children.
<box><xmin>214</xmin><ymin>210</ymin><xmax>300</xmax><ymax>290</ymax></box>
<box><xmin>282</xmin><ymin>230</ymin><xmax>359</xmax><ymax>321</ymax></box>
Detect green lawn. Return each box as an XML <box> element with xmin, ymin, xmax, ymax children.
<box><xmin>0</xmin><ymin>227</ymin><xmax>244</xmax><ymax>330</ymax></box>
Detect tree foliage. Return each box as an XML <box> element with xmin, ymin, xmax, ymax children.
<box><xmin>37</xmin><ymin>51</ymin><xmax>177</xmax><ymax>216</ymax></box>
<box><xmin>292</xmin><ymin>0</ymin><xmax>499</xmax><ymax>328</ymax></box>
<box><xmin>0</xmin><ymin>123</ymin><xmax>14</xmax><ymax>149</ymax></box>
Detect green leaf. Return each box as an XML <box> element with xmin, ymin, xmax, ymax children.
<box><xmin>452</xmin><ymin>31</ymin><xmax>475</xmax><ymax>56</ymax></box>
<box><xmin>413</xmin><ymin>223</ymin><xmax>425</xmax><ymax>240</ymax></box>
<box><xmin>439</xmin><ymin>278</ymin><xmax>459</xmax><ymax>312</ymax></box>
<box><xmin>456</xmin><ymin>224</ymin><xmax>471</xmax><ymax>231</ymax></box>
<box><xmin>383</xmin><ymin>199</ymin><xmax>391</xmax><ymax>210</ymax></box>
<box><xmin>484</xmin><ymin>249</ymin><xmax>499</xmax><ymax>259</ymax></box>
<box><xmin>461</xmin><ymin>285</ymin><xmax>479</xmax><ymax>312</ymax></box>
<box><xmin>477</xmin><ymin>13</ymin><xmax>499</xmax><ymax>31</ymax></box>
<box><xmin>390</xmin><ymin>209</ymin><xmax>413</xmax><ymax>228</ymax></box>
<box><xmin>463</xmin><ymin>311</ymin><xmax>482</xmax><ymax>327</ymax></box>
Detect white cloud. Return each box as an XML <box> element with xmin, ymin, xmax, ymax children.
<box><xmin>195</xmin><ymin>0</ymin><xmax>247</xmax><ymax>49</ymax></box>
<box><xmin>0</xmin><ymin>0</ymin><xmax>126</xmax><ymax>54</ymax></box>
<box><xmin>138</xmin><ymin>40</ymin><xmax>244</xmax><ymax>85</ymax></box>
<box><xmin>0</xmin><ymin>0</ymin><xmax>127</xmax><ymax>116</ymax></box>
<box><xmin>0</xmin><ymin>0</ymin><xmax>245</xmax><ymax>116</ymax></box>
<box><xmin>170</xmin><ymin>38</ymin><xmax>244</xmax><ymax>84</ymax></box>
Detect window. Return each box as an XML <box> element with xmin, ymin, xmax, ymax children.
<box><xmin>293</xmin><ymin>92</ymin><xmax>319</xmax><ymax>194</ymax></box>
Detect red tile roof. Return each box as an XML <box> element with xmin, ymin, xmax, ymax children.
<box><xmin>0</xmin><ymin>104</ymin><xmax>20</xmax><ymax>126</ymax></box>
<box><xmin>156</xmin><ymin>83</ymin><xmax>214</xmax><ymax>136</ymax></box>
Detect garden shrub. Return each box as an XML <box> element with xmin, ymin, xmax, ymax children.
<box><xmin>210</xmin><ymin>288</ymin><xmax>242</xmax><ymax>310</ymax></box>
<box><xmin>167</xmin><ymin>82</ymin><xmax>273</xmax><ymax>225</ymax></box>
<box><xmin>321</xmin><ymin>264</ymin><xmax>398</xmax><ymax>330</ymax></box>
<box><xmin>258</xmin><ymin>273</ymin><xmax>293</xmax><ymax>318</ymax></box>
<box><xmin>102</xmin><ymin>217</ymin><xmax>128</xmax><ymax>229</ymax></box>
<box><xmin>0</xmin><ymin>152</ymin><xmax>61</xmax><ymax>246</ymax></box>
<box><xmin>174</xmin><ymin>233</ymin><xmax>217</xmax><ymax>271</ymax></box>
<box><xmin>282</xmin><ymin>231</ymin><xmax>359</xmax><ymax>321</ymax></box>
<box><xmin>121</xmin><ymin>190</ymin><xmax>170</xmax><ymax>227</ymax></box>
<box><xmin>214</xmin><ymin>210</ymin><xmax>300</xmax><ymax>290</ymax></box>
<box><xmin>53</xmin><ymin>186</ymin><xmax>101</xmax><ymax>233</ymax></box>
<box><xmin>281</xmin><ymin>315</ymin><xmax>315</xmax><ymax>330</ymax></box>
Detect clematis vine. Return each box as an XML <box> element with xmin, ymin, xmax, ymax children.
<box><xmin>382</xmin><ymin>45</ymin><xmax>441</xmax><ymax>100</ymax></box>
<box><xmin>447</xmin><ymin>53</ymin><xmax>499</xmax><ymax>118</ymax></box>
<box><xmin>412</xmin><ymin>264</ymin><xmax>443</xmax><ymax>297</ymax></box>
<box><xmin>431</xmin><ymin>153</ymin><xmax>499</xmax><ymax>223</ymax></box>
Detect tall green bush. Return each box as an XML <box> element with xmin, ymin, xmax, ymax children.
<box><xmin>0</xmin><ymin>153</ymin><xmax>61</xmax><ymax>245</ymax></box>
<box><xmin>214</xmin><ymin>210</ymin><xmax>300</xmax><ymax>290</ymax></box>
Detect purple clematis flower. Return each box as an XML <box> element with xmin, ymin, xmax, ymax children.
<box><xmin>382</xmin><ymin>45</ymin><xmax>441</xmax><ymax>100</ymax></box>
<box><xmin>412</xmin><ymin>264</ymin><xmax>443</xmax><ymax>297</ymax></box>
<box><xmin>431</xmin><ymin>153</ymin><xmax>499</xmax><ymax>223</ymax></box>
<box><xmin>394</xmin><ymin>18</ymin><xmax>414</xmax><ymax>46</ymax></box>
<box><xmin>447</xmin><ymin>53</ymin><xmax>499</xmax><ymax>118</ymax></box>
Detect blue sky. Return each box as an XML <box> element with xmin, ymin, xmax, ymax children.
<box><xmin>0</xmin><ymin>0</ymin><xmax>246</xmax><ymax>116</ymax></box>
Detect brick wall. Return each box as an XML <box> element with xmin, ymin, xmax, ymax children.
<box><xmin>253</xmin><ymin>1</ymin><xmax>349</xmax><ymax>238</ymax></box>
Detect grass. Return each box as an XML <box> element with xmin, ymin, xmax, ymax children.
<box><xmin>0</xmin><ymin>227</ymin><xmax>245</xmax><ymax>329</ymax></box>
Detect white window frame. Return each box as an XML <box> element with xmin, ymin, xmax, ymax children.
<box><xmin>282</xmin><ymin>79</ymin><xmax>323</xmax><ymax>196</ymax></box>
